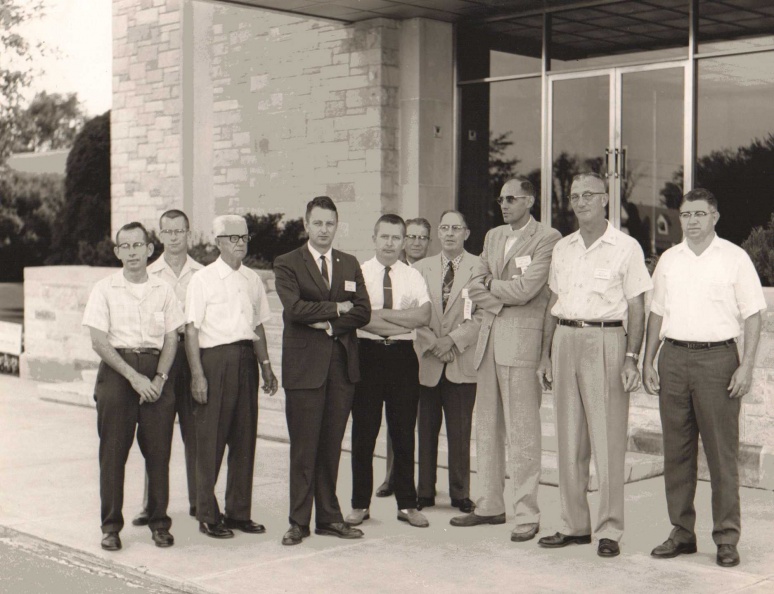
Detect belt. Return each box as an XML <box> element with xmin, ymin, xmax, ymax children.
<box><xmin>558</xmin><ymin>319</ymin><xmax>623</xmax><ymax>328</ymax></box>
<box><xmin>117</xmin><ymin>347</ymin><xmax>160</xmax><ymax>356</ymax></box>
<box><xmin>665</xmin><ymin>337</ymin><xmax>736</xmax><ymax>350</ymax></box>
<box><xmin>360</xmin><ymin>337</ymin><xmax>411</xmax><ymax>347</ymax></box>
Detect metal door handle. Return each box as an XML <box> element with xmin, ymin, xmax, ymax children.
<box><xmin>604</xmin><ymin>148</ymin><xmax>611</xmax><ymax>179</ymax></box>
<box><xmin>620</xmin><ymin>147</ymin><xmax>627</xmax><ymax>180</ymax></box>
<box><xmin>613</xmin><ymin>148</ymin><xmax>620</xmax><ymax>179</ymax></box>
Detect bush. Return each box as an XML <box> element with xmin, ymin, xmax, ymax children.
<box><xmin>244</xmin><ymin>212</ymin><xmax>306</xmax><ymax>267</ymax></box>
<box><xmin>742</xmin><ymin>213</ymin><xmax>774</xmax><ymax>287</ymax></box>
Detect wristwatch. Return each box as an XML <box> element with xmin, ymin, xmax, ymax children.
<box><xmin>155</xmin><ymin>371</ymin><xmax>169</xmax><ymax>381</ymax></box>
<box><xmin>625</xmin><ymin>352</ymin><xmax>639</xmax><ymax>362</ymax></box>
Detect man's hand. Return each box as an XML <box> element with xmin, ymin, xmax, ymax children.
<box><xmin>643</xmin><ymin>362</ymin><xmax>660</xmax><ymax>395</ymax></box>
<box><xmin>536</xmin><ymin>355</ymin><xmax>552</xmax><ymax>391</ymax></box>
<box><xmin>439</xmin><ymin>350</ymin><xmax>455</xmax><ymax>363</ymax></box>
<box><xmin>147</xmin><ymin>376</ymin><xmax>165</xmax><ymax>403</ymax></box>
<box><xmin>621</xmin><ymin>357</ymin><xmax>641</xmax><ymax>393</ymax></box>
<box><xmin>130</xmin><ymin>373</ymin><xmax>159</xmax><ymax>404</ymax></box>
<box><xmin>483</xmin><ymin>274</ymin><xmax>493</xmax><ymax>290</ymax></box>
<box><xmin>337</xmin><ymin>301</ymin><xmax>353</xmax><ymax>315</ymax></box>
<box><xmin>191</xmin><ymin>372</ymin><xmax>208</xmax><ymax>404</ymax></box>
<box><xmin>308</xmin><ymin>321</ymin><xmax>329</xmax><ymax>330</ymax></box>
<box><xmin>431</xmin><ymin>336</ymin><xmax>456</xmax><ymax>359</ymax></box>
<box><xmin>728</xmin><ymin>363</ymin><xmax>753</xmax><ymax>398</ymax></box>
<box><xmin>261</xmin><ymin>363</ymin><xmax>279</xmax><ymax>396</ymax></box>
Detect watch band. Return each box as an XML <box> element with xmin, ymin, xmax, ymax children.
<box><xmin>625</xmin><ymin>352</ymin><xmax>639</xmax><ymax>361</ymax></box>
<box><xmin>260</xmin><ymin>359</ymin><xmax>271</xmax><ymax>366</ymax></box>
<box><xmin>155</xmin><ymin>371</ymin><xmax>169</xmax><ymax>381</ymax></box>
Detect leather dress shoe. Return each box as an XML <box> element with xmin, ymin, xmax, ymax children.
<box><xmin>717</xmin><ymin>544</ymin><xmax>740</xmax><ymax>567</ymax></box>
<box><xmin>450</xmin><ymin>512</ymin><xmax>506</xmax><ymax>527</ymax></box>
<box><xmin>417</xmin><ymin>497</ymin><xmax>435</xmax><ymax>510</ymax></box>
<box><xmin>511</xmin><ymin>523</ymin><xmax>539</xmax><ymax>542</ymax></box>
<box><xmin>282</xmin><ymin>524</ymin><xmax>310</xmax><ymax>546</ymax></box>
<box><xmin>451</xmin><ymin>498</ymin><xmax>476</xmax><ymax>514</ymax></box>
<box><xmin>538</xmin><ymin>532</ymin><xmax>592</xmax><ymax>548</ymax></box>
<box><xmin>224</xmin><ymin>518</ymin><xmax>266</xmax><ymax>534</ymax></box>
<box><xmin>397</xmin><ymin>508</ymin><xmax>429</xmax><ymax>528</ymax></box>
<box><xmin>597</xmin><ymin>538</ymin><xmax>620</xmax><ymax>557</ymax></box>
<box><xmin>131</xmin><ymin>510</ymin><xmax>149</xmax><ymax>527</ymax></box>
<box><xmin>101</xmin><ymin>532</ymin><xmax>122</xmax><ymax>551</ymax></box>
<box><xmin>375</xmin><ymin>483</ymin><xmax>394</xmax><ymax>498</ymax></box>
<box><xmin>199</xmin><ymin>521</ymin><xmax>234</xmax><ymax>539</ymax></box>
<box><xmin>345</xmin><ymin>508</ymin><xmax>370</xmax><ymax>526</ymax></box>
<box><xmin>152</xmin><ymin>528</ymin><xmax>175</xmax><ymax>548</ymax></box>
<box><xmin>315</xmin><ymin>522</ymin><xmax>364</xmax><ymax>539</ymax></box>
<box><xmin>651</xmin><ymin>538</ymin><xmax>697</xmax><ymax>559</ymax></box>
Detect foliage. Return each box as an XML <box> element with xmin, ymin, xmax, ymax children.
<box><xmin>742</xmin><ymin>213</ymin><xmax>774</xmax><ymax>287</ymax></box>
<box><xmin>12</xmin><ymin>91</ymin><xmax>85</xmax><ymax>153</ymax></box>
<box><xmin>0</xmin><ymin>0</ymin><xmax>46</xmax><ymax>165</ymax></box>
<box><xmin>244</xmin><ymin>212</ymin><xmax>307</xmax><ymax>268</ymax></box>
<box><xmin>46</xmin><ymin>111</ymin><xmax>111</xmax><ymax>264</ymax></box>
<box><xmin>0</xmin><ymin>169</ymin><xmax>64</xmax><ymax>281</ymax></box>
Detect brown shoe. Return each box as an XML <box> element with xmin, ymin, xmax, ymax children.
<box><xmin>597</xmin><ymin>538</ymin><xmax>620</xmax><ymax>557</ymax></box>
<box><xmin>315</xmin><ymin>522</ymin><xmax>364</xmax><ymax>539</ymax></box>
<box><xmin>717</xmin><ymin>544</ymin><xmax>740</xmax><ymax>567</ymax></box>
<box><xmin>510</xmin><ymin>523</ymin><xmax>539</xmax><ymax>542</ymax></box>
<box><xmin>538</xmin><ymin>532</ymin><xmax>591</xmax><ymax>548</ymax></box>
<box><xmin>101</xmin><ymin>532</ymin><xmax>122</xmax><ymax>551</ymax></box>
<box><xmin>651</xmin><ymin>538</ymin><xmax>697</xmax><ymax>559</ymax></box>
<box><xmin>397</xmin><ymin>508</ymin><xmax>429</xmax><ymax>528</ymax></box>
<box><xmin>450</xmin><ymin>512</ymin><xmax>506</xmax><ymax>527</ymax></box>
<box><xmin>282</xmin><ymin>524</ymin><xmax>310</xmax><ymax>546</ymax></box>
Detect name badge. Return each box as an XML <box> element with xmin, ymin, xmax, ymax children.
<box><xmin>461</xmin><ymin>288</ymin><xmax>469</xmax><ymax>299</ymax></box>
<box><xmin>345</xmin><ymin>280</ymin><xmax>356</xmax><ymax>292</ymax></box>
<box><xmin>514</xmin><ymin>255</ymin><xmax>532</xmax><ymax>270</ymax></box>
<box><xmin>463</xmin><ymin>298</ymin><xmax>473</xmax><ymax>321</ymax></box>
<box><xmin>594</xmin><ymin>268</ymin><xmax>612</xmax><ymax>280</ymax></box>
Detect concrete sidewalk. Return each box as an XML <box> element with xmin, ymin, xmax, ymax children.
<box><xmin>1</xmin><ymin>374</ymin><xmax>772</xmax><ymax>594</ymax></box>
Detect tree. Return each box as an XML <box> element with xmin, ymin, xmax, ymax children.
<box><xmin>0</xmin><ymin>0</ymin><xmax>45</xmax><ymax>165</ymax></box>
<box><xmin>13</xmin><ymin>91</ymin><xmax>85</xmax><ymax>153</ymax></box>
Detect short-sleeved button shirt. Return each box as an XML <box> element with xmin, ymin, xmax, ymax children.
<box><xmin>549</xmin><ymin>221</ymin><xmax>653</xmax><ymax>321</ymax></box>
<box><xmin>185</xmin><ymin>257</ymin><xmax>272</xmax><ymax>348</ymax></box>
<box><xmin>650</xmin><ymin>235</ymin><xmax>767</xmax><ymax>341</ymax></box>
<box><xmin>147</xmin><ymin>254</ymin><xmax>203</xmax><ymax>312</ymax></box>
<box><xmin>82</xmin><ymin>270</ymin><xmax>185</xmax><ymax>349</ymax></box>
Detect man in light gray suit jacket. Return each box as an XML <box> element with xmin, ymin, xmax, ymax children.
<box><xmin>450</xmin><ymin>178</ymin><xmax>561</xmax><ymax>544</ymax></box>
<box><xmin>413</xmin><ymin>211</ymin><xmax>482</xmax><ymax>514</ymax></box>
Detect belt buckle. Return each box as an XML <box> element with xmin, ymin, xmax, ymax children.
<box><xmin>578</xmin><ymin>321</ymin><xmax>587</xmax><ymax>328</ymax></box>
<box><xmin>131</xmin><ymin>347</ymin><xmax>143</xmax><ymax>354</ymax></box>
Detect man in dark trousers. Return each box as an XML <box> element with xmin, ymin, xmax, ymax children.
<box><xmin>273</xmin><ymin>196</ymin><xmax>371</xmax><ymax>545</ymax></box>
<box><xmin>83</xmin><ymin>222</ymin><xmax>184</xmax><ymax>551</ymax></box>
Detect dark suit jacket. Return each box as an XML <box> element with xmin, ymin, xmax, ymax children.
<box><xmin>274</xmin><ymin>244</ymin><xmax>371</xmax><ymax>390</ymax></box>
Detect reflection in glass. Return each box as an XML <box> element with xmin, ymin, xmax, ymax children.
<box><xmin>490</xmin><ymin>50</ymin><xmax>542</xmax><ymax>78</ymax></box>
<box><xmin>620</xmin><ymin>68</ymin><xmax>684</xmax><ymax>258</ymax></box>
<box><xmin>698</xmin><ymin>1</ymin><xmax>774</xmax><ymax>52</ymax></box>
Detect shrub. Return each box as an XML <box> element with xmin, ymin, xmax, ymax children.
<box><xmin>742</xmin><ymin>213</ymin><xmax>774</xmax><ymax>287</ymax></box>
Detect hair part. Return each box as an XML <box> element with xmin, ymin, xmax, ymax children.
<box><xmin>439</xmin><ymin>210</ymin><xmax>468</xmax><ymax>228</ymax></box>
<box><xmin>159</xmin><ymin>209</ymin><xmax>190</xmax><ymax>230</ymax></box>
<box><xmin>212</xmin><ymin>214</ymin><xmax>247</xmax><ymax>236</ymax></box>
<box><xmin>681</xmin><ymin>187</ymin><xmax>718</xmax><ymax>210</ymax></box>
<box><xmin>115</xmin><ymin>222</ymin><xmax>150</xmax><ymax>245</ymax></box>
<box><xmin>373</xmin><ymin>213</ymin><xmax>406</xmax><ymax>236</ymax></box>
<box><xmin>503</xmin><ymin>177</ymin><xmax>536</xmax><ymax>198</ymax></box>
<box><xmin>405</xmin><ymin>217</ymin><xmax>432</xmax><ymax>235</ymax></box>
<box><xmin>305</xmin><ymin>196</ymin><xmax>338</xmax><ymax>221</ymax></box>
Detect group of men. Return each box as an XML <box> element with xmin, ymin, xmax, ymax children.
<box><xmin>84</xmin><ymin>174</ymin><xmax>766</xmax><ymax>569</ymax></box>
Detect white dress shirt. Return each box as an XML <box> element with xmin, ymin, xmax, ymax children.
<box><xmin>82</xmin><ymin>271</ymin><xmax>185</xmax><ymax>349</ymax></box>
<box><xmin>650</xmin><ymin>235</ymin><xmax>767</xmax><ymax>341</ymax></box>
<box><xmin>357</xmin><ymin>257</ymin><xmax>430</xmax><ymax>341</ymax></box>
<box><xmin>306</xmin><ymin>242</ymin><xmax>332</xmax><ymax>287</ymax></box>
<box><xmin>549</xmin><ymin>221</ymin><xmax>653</xmax><ymax>321</ymax></box>
<box><xmin>185</xmin><ymin>257</ymin><xmax>272</xmax><ymax>348</ymax></box>
<box><xmin>148</xmin><ymin>254</ymin><xmax>203</xmax><ymax>311</ymax></box>
<box><xmin>503</xmin><ymin>216</ymin><xmax>531</xmax><ymax>258</ymax></box>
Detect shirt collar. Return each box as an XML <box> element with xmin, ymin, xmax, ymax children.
<box><xmin>370</xmin><ymin>256</ymin><xmax>406</xmax><ymax>272</ymax></box>
<box><xmin>504</xmin><ymin>216</ymin><xmax>534</xmax><ymax>238</ymax></box>
<box><xmin>110</xmin><ymin>269</ymin><xmax>164</xmax><ymax>288</ymax></box>
<box><xmin>441</xmin><ymin>252</ymin><xmax>464</xmax><ymax>271</ymax></box>
<box><xmin>307</xmin><ymin>242</ymin><xmax>332</xmax><ymax>263</ymax></box>
<box><xmin>676</xmin><ymin>233</ymin><xmax>721</xmax><ymax>255</ymax></box>
<box><xmin>215</xmin><ymin>256</ymin><xmax>248</xmax><ymax>279</ymax></box>
<box><xmin>148</xmin><ymin>254</ymin><xmax>202</xmax><ymax>276</ymax></box>
<box><xmin>568</xmin><ymin>220</ymin><xmax>617</xmax><ymax>247</ymax></box>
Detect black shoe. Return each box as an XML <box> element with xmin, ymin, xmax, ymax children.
<box><xmin>131</xmin><ymin>510</ymin><xmax>149</xmax><ymax>527</ymax></box>
<box><xmin>224</xmin><ymin>518</ymin><xmax>266</xmax><ymax>534</ymax></box>
<box><xmin>189</xmin><ymin>506</ymin><xmax>196</xmax><ymax>517</ymax></box>
<box><xmin>651</xmin><ymin>538</ymin><xmax>697</xmax><ymax>559</ymax></box>
<box><xmin>151</xmin><ymin>528</ymin><xmax>174</xmax><ymax>548</ymax></box>
<box><xmin>282</xmin><ymin>524</ymin><xmax>310</xmax><ymax>546</ymax></box>
<box><xmin>315</xmin><ymin>522</ymin><xmax>364</xmax><ymax>539</ymax></box>
<box><xmin>417</xmin><ymin>497</ymin><xmax>435</xmax><ymax>511</ymax></box>
<box><xmin>101</xmin><ymin>532</ymin><xmax>122</xmax><ymax>551</ymax></box>
<box><xmin>451</xmin><ymin>498</ymin><xmax>475</xmax><ymax>513</ymax></box>
<box><xmin>717</xmin><ymin>544</ymin><xmax>740</xmax><ymax>567</ymax></box>
<box><xmin>538</xmin><ymin>532</ymin><xmax>592</xmax><ymax>548</ymax></box>
<box><xmin>597</xmin><ymin>538</ymin><xmax>620</xmax><ymax>557</ymax></box>
<box><xmin>199</xmin><ymin>521</ymin><xmax>234</xmax><ymax>539</ymax></box>
<box><xmin>449</xmin><ymin>512</ymin><xmax>506</xmax><ymax>527</ymax></box>
<box><xmin>375</xmin><ymin>483</ymin><xmax>393</xmax><ymax>498</ymax></box>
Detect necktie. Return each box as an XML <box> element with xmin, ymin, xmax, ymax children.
<box><xmin>383</xmin><ymin>266</ymin><xmax>393</xmax><ymax>309</ymax></box>
<box><xmin>442</xmin><ymin>262</ymin><xmax>454</xmax><ymax>310</ymax></box>
<box><xmin>319</xmin><ymin>256</ymin><xmax>330</xmax><ymax>290</ymax></box>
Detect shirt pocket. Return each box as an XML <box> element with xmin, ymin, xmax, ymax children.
<box><xmin>709</xmin><ymin>280</ymin><xmax>734</xmax><ymax>303</ymax></box>
<box><xmin>149</xmin><ymin>311</ymin><xmax>166</xmax><ymax>337</ymax></box>
<box><xmin>592</xmin><ymin>276</ymin><xmax>623</xmax><ymax>304</ymax></box>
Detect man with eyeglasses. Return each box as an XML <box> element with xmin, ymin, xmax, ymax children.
<box><xmin>185</xmin><ymin>214</ymin><xmax>279</xmax><ymax>539</ymax></box>
<box><xmin>413</xmin><ymin>211</ymin><xmax>481</xmax><ymax>515</ymax></box>
<box><xmin>536</xmin><ymin>172</ymin><xmax>651</xmax><ymax>558</ymax></box>
<box><xmin>451</xmin><ymin>178</ymin><xmax>560</xmax><ymax>544</ymax></box>
<box><xmin>82</xmin><ymin>222</ymin><xmax>185</xmax><ymax>551</ymax></box>
<box><xmin>132</xmin><ymin>210</ymin><xmax>203</xmax><ymax>528</ymax></box>
<box><xmin>642</xmin><ymin>188</ymin><xmax>766</xmax><ymax>568</ymax></box>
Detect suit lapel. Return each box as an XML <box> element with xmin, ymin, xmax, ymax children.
<box><xmin>426</xmin><ymin>256</ymin><xmax>444</xmax><ymax>319</ymax></box>
<box><xmin>301</xmin><ymin>245</ymin><xmax>330</xmax><ymax>298</ymax></box>
<box><xmin>494</xmin><ymin>227</ymin><xmax>507</xmax><ymax>279</ymax></box>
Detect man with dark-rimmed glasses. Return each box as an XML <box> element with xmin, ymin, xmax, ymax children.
<box><xmin>185</xmin><ymin>214</ymin><xmax>278</xmax><ymax>539</ymax></box>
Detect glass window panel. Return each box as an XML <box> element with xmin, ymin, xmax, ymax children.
<box><xmin>698</xmin><ymin>0</ymin><xmax>774</xmax><ymax>52</ymax></box>
<box><xmin>696</xmin><ymin>51</ymin><xmax>774</xmax><ymax>274</ymax></box>
<box><xmin>490</xmin><ymin>50</ymin><xmax>542</xmax><ymax>77</ymax></box>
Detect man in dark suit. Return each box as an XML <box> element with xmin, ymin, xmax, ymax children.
<box><xmin>273</xmin><ymin>196</ymin><xmax>372</xmax><ymax>546</ymax></box>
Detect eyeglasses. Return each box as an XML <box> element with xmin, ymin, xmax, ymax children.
<box><xmin>117</xmin><ymin>242</ymin><xmax>147</xmax><ymax>251</ymax></box>
<box><xmin>217</xmin><ymin>234</ymin><xmax>253</xmax><ymax>243</ymax></box>
<box><xmin>160</xmin><ymin>229</ymin><xmax>188</xmax><ymax>236</ymax></box>
<box><xmin>406</xmin><ymin>234</ymin><xmax>430</xmax><ymax>242</ymax></box>
<box><xmin>497</xmin><ymin>195</ymin><xmax>530</xmax><ymax>205</ymax></box>
<box><xmin>679</xmin><ymin>211</ymin><xmax>715</xmax><ymax>220</ymax></box>
<box><xmin>438</xmin><ymin>224</ymin><xmax>466</xmax><ymax>233</ymax></box>
<box><xmin>568</xmin><ymin>192</ymin><xmax>606</xmax><ymax>204</ymax></box>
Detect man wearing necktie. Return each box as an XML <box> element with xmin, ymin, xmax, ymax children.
<box><xmin>346</xmin><ymin>214</ymin><xmax>432</xmax><ymax>528</ymax></box>
<box><xmin>273</xmin><ymin>196</ymin><xmax>371</xmax><ymax>545</ymax></box>
<box><xmin>413</xmin><ymin>211</ymin><xmax>481</xmax><ymax>514</ymax></box>
<box><xmin>451</xmin><ymin>178</ymin><xmax>560</xmax><ymax>545</ymax></box>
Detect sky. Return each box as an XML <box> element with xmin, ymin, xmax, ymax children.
<box><xmin>16</xmin><ymin>0</ymin><xmax>112</xmax><ymax>117</ymax></box>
